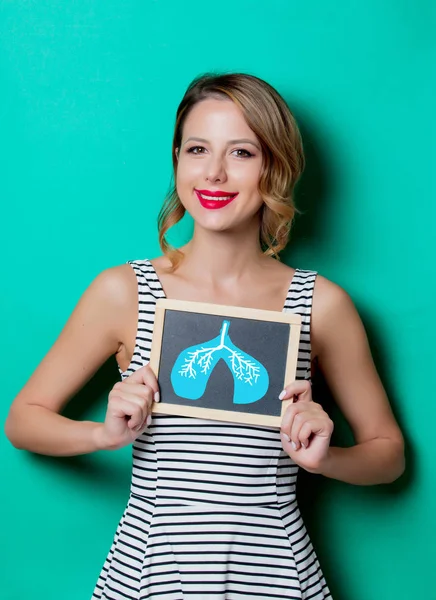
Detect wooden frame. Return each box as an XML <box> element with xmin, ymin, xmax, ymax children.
<box><xmin>150</xmin><ymin>298</ymin><xmax>302</xmax><ymax>427</ymax></box>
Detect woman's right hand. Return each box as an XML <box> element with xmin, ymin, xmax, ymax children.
<box><xmin>96</xmin><ymin>364</ymin><xmax>160</xmax><ymax>451</ymax></box>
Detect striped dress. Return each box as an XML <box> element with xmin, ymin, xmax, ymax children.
<box><xmin>92</xmin><ymin>259</ymin><xmax>332</xmax><ymax>600</ymax></box>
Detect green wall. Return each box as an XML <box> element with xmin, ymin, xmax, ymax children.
<box><xmin>1</xmin><ymin>1</ymin><xmax>434</xmax><ymax>598</ymax></box>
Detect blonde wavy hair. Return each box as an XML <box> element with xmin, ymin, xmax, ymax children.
<box><xmin>158</xmin><ymin>72</ymin><xmax>305</xmax><ymax>270</ymax></box>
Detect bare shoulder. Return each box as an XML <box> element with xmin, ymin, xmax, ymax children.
<box><xmin>58</xmin><ymin>262</ymin><xmax>139</xmax><ymax>354</ymax></box>
<box><xmin>56</xmin><ymin>262</ymin><xmax>139</xmax><ymax>349</ymax></box>
<box><xmin>311</xmin><ymin>274</ymin><xmax>361</xmax><ymax>357</ymax></box>
<box><xmin>312</xmin><ymin>274</ymin><xmax>354</xmax><ymax>317</ymax></box>
<box><xmin>90</xmin><ymin>263</ymin><xmax>137</xmax><ymax>305</ymax></box>
<box><xmin>85</xmin><ymin>263</ymin><xmax>138</xmax><ymax>336</ymax></box>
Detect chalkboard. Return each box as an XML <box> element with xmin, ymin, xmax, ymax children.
<box><xmin>149</xmin><ymin>299</ymin><xmax>302</xmax><ymax>427</ymax></box>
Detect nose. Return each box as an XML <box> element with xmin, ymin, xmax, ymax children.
<box><xmin>204</xmin><ymin>154</ymin><xmax>227</xmax><ymax>184</ymax></box>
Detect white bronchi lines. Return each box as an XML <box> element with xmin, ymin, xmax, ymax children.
<box><xmin>228</xmin><ymin>351</ymin><xmax>260</xmax><ymax>385</ymax></box>
<box><xmin>178</xmin><ymin>321</ymin><xmax>261</xmax><ymax>386</ymax></box>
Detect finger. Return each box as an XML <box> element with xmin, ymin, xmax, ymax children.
<box><xmin>126</xmin><ymin>365</ymin><xmax>160</xmax><ymax>401</ymax></box>
<box><xmin>120</xmin><ymin>393</ymin><xmax>155</xmax><ymax>430</ymax></box>
<box><xmin>116</xmin><ymin>390</ymin><xmax>153</xmax><ymax>415</ymax></box>
<box><xmin>296</xmin><ymin>417</ymin><xmax>334</xmax><ymax>449</ymax></box>
<box><xmin>280</xmin><ymin>405</ymin><xmax>301</xmax><ymax>450</ymax></box>
<box><xmin>108</xmin><ymin>397</ymin><xmax>147</xmax><ymax>430</ymax></box>
<box><xmin>116</xmin><ymin>383</ymin><xmax>155</xmax><ymax>404</ymax></box>
<box><xmin>280</xmin><ymin>416</ymin><xmax>317</xmax><ymax>453</ymax></box>
<box><xmin>280</xmin><ymin>402</ymin><xmax>313</xmax><ymax>437</ymax></box>
<box><xmin>289</xmin><ymin>407</ymin><xmax>321</xmax><ymax>448</ymax></box>
<box><xmin>279</xmin><ymin>379</ymin><xmax>312</xmax><ymax>402</ymax></box>
<box><xmin>290</xmin><ymin>411</ymin><xmax>309</xmax><ymax>450</ymax></box>
<box><xmin>296</xmin><ymin>421</ymin><xmax>314</xmax><ymax>449</ymax></box>
<box><xmin>135</xmin><ymin>413</ymin><xmax>153</xmax><ymax>436</ymax></box>
<box><xmin>280</xmin><ymin>430</ymin><xmax>296</xmax><ymax>455</ymax></box>
<box><xmin>109</xmin><ymin>387</ymin><xmax>153</xmax><ymax>414</ymax></box>
<box><xmin>111</xmin><ymin>381</ymin><xmax>159</xmax><ymax>408</ymax></box>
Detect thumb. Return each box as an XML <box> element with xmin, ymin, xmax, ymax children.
<box><xmin>279</xmin><ymin>379</ymin><xmax>312</xmax><ymax>402</ymax></box>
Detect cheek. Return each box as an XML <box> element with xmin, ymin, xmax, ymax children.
<box><xmin>176</xmin><ymin>158</ymin><xmax>203</xmax><ymax>188</ymax></box>
<box><xmin>230</xmin><ymin>161</ymin><xmax>262</xmax><ymax>188</ymax></box>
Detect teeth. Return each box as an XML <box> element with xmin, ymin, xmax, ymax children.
<box><xmin>200</xmin><ymin>194</ymin><xmax>235</xmax><ymax>201</ymax></box>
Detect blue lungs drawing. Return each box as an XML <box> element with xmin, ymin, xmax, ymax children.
<box><xmin>170</xmin><ymin>320</ymin><xmax>269</xmax><ymax>405</ymax></box>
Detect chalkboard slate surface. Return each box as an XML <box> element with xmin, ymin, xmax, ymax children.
<box><xmin>150</xmin><ymin>299</ymin><xmax>302</xmax><ymax>427</ymax></box>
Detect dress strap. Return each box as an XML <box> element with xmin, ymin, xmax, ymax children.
<box><xmin>119</xmin><ymin>259</ymin><xmax>165</xmax><ymax>378</ymax></box>
<box><xmin>284</xmin><ymin>269</ymin><xmax>318</xmax><ymax>381</ymax></box>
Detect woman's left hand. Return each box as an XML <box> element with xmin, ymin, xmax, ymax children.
<box><xmin>280</xmin><ymin>380</ymin><xmax>334</xmax><ymax>473</ymax></box>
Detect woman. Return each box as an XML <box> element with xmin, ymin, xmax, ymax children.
<box><xmin>5</xmin><ymin>73</ymin><xmax>405</xmax><ymax>599</ymax></box>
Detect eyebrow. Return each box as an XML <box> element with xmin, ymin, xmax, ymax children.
<box><xmin>183</xmin><ymin>136</ymin><xmax>261</xmax><ymax>150</ymax></box>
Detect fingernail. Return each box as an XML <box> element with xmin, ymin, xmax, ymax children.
<box><xmin>154</xmin><ymin>391</ymin><xmax>160</xmax><ymax>403</ymax></box>
<box><xmin>281</xmin><ymin>432</ymin><xmax>290</xmax><ymax>442</ymax></box>
<box><xmin>301</xmin><ymin>442</ymin><xmax>307</xmax><ymax>449</ymax></box>
<box><xmin>146</xmin><ymin>414</ymin><xmax>152</xmax><ymax>426</ymax></box>
<box><xmin>279</xmin><ymin>390</ymin><xmax>287</xmax><ymax>400</ymax></box>
<box><xmin>291</xmin><ymin>441</ymin><xmax>297</xmax><ymax>450</ymax></box>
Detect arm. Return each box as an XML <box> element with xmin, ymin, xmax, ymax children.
<box><xmin>280</xmin><ymin>276</ymin><xmax>405</xmax><ymax>485</ymax></box>
<box><xmin>4</xmin><ymin>264</ymin><xmax>150</xmax><ymax>456</ymax></box>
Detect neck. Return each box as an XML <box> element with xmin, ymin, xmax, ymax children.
<box><xmin>180</xmin><ymin>219</ymin><xmax>265</xmax><ymax>283</ymax></box>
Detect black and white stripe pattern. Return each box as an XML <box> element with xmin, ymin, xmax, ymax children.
<box><xmin>92</xmin><ymin>259</ymin><xmax>331</xmax><ymax>599</ymax></box>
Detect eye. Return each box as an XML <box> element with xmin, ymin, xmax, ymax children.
<box><xmin>232</xmin><ymin>148</ymin><xmax>254</xmax><ymax>158</ymax></box>
<box><xmin>186</xmin><ymin>146</ymin><xmax>206</xmax><ymax>155</ymax></box>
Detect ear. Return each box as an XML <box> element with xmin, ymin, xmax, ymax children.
<box><xmin>175</xmin><ymin>147</ymin><xmax>179</xmax><ymax>161</ymax></box>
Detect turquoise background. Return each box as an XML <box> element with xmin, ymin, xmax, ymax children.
<box><xmin>1</xmin><ymin>1</ymin><xmax>435</xmax><ymax>598</ymax></box>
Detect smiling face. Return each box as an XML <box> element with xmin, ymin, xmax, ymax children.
<box><xmin>175</xmin><ymin>98</ymin><xmax>264</xmax><ymax>233</ymax></box>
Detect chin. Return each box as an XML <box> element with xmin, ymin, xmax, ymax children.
<box><xmin>199</xmin><ymin>215</ymin><xmax>259</xmax><ymax>235</ymax></box>
<box><xmin>196</xmin><ymin>218</ymin><xmax>235</xmax><ymax>232</ymax></box>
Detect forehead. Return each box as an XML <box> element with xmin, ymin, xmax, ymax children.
<box><xmin>182</xmin><ymin>98</ymin><xmax>255</xmax><ymax>139</ymax></box>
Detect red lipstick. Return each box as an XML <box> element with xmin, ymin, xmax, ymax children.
<box><xmin>194</xmin><ymin>189</ymin><xmax>239</xmax><ymax>210</ymax></box>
